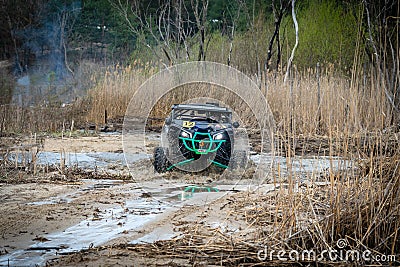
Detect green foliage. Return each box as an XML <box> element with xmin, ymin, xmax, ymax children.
<box><xmin>207</xmin><ymin>0</ymin><xmax>248</xmax><ymax>33</ymax></box>
<box><xmin>129</xmin><ymin>36</ymin><xmax>159</xmax><ymax>66</ymax></box>
<box><xmin>74</xmin><ymin>0</ymin><xmax>135</xmax><ymax>58</ymax></box>
<box><xmin>205</xmin><ymin>32</ymin><xmax>230</xmax><ymax>64</ymax></box>
<box><xmin>283</xmin><ymin>0</ymin><xmax>359</xmax><ymax>70</ymax></box>
<box><xmin>0</xmin><ymin>0</ymin><xmax>387</xmax><ymax>73</ymax></box>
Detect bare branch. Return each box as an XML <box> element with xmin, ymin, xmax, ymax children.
<box><xmin>191</xmin><ymin>0</ymin><xmax>208</xmax><ymax>61</ymax></box>
<box><xmin>265</xmin><ymin>0</ymin><xmax>290</xmax><ymax>72</ymax></box>
<box><xmin>284</xmin><ymin>0</ymin><xmax>298</xmax><ymax>83</ymax></box>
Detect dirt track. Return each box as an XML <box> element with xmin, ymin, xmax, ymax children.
<box><xmin>0</xmin><ymin>132</ymin><xmax>354</xmax><ymax>266</ymax></box>
<box><xmin>0</xmin><ymin>133</ymin><xmax>264</xmax><ymax>266</ymax></box>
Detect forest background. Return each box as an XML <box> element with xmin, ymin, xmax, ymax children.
<box><xmin>0</xmin><ymin>0</ymin><xmax>399</xmax><ymax>134</ymax></box>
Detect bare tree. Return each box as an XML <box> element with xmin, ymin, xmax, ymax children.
<box><xmin>111</xmin><ymin>0</ymin><xmax>166</xmax><ymax>66</ymax></box>
<box><xmin>191</xmin><ymin>0</ymin><xmax>209</xmax><ymax>61</ymax></box>
<box><xmin>226</xmin><ymin>1</ymin><xmax>244</xmax><ymax>67</ymax></box>
<box><xmin>57</xmin><ymin>3</ymin><xmax>80</xmax><ymax>75</ymax></box>
<box><xmin>5</xmin><ymin>13</ymin><xmax>23</xmax><ymax>74</ymax></box>
<box><xmin>266</xmin><ymin>0</ymin><xmax>291</xmax><ymax>72</ymax></box>
<box><xmin>284</xmin><ymin>0</ymin><xmax>298</xmax><ymax>83</ymax></box>
<box><xmin>111</xmin><ymin>0</ymin><xmax>203</xmax><ymax>66</ymax></box>
<box><xmin>1</xmin><ymin>0</ymin><xmax>44</xmax><ymax>74</ymax></box>
<box><xmin>174</xmin><ymin>0</ymin><xmax>193</xmax><ymax>61</ymax></box>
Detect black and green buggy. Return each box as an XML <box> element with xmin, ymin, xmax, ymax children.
<box><xmin>153</xmin><ymin>103</ymin><xmax>247</xmax><ymax>173</ymax></box>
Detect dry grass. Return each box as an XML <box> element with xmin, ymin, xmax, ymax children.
<box><xmin>77</xmin><ymin>63</ymin><xmax>395</xmax><ymax>136</ymax></box>
<box><xmin>81</xmin><ymin>63</ymin><xmax>150</xmax><ymax>125</ymax></box>
<box><xmin>52</xmin><ymin>152</ymin><xmax>399</xmax><ymax>266</ymax></box>
<box><xmin>1</xmin><ymin>62</ymin><xmax>394</xmax><ymax>137</ymax></box>
<box><xmin>0</xmin><ymin>105</ymin><xmax>72</xmax><ymax>134</ymax></box>
<box><xmin>1</xmin><ymin>61</ymin><xmax>399</xmax><ymax>265</ymax></box>
<box><xmin>77</xmin><ymin>63</ymin><xmax>398</xmax><ymax>264</ymax></box>
<box><xmin>266</xmin><ymin>67</ymin><xmax>392</xmax><ymax>137</ymax></box>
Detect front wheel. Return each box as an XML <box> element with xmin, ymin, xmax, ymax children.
<box><xmin>154</xmin><ymin>147</ymin><xmax>169</xmax><ymax>173</ymax></box>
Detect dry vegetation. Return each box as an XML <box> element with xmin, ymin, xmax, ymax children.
<box><xmin>1</xmin><ymin>61</ymin><xmax>399</xmax><ymax>265</ymax></box>
<box><xmin>52</xmin><ymin>154</ymin><xmax>400</xmax><ymax>266</ymax></box>
<box><xmin>58</xmin><ymin>63</ymin><xmax>400</xmax><ymax>135</ymax></box>
<box><xmin>77</xmin><ymin>64</ymin><xmax>400</xmax><ymax>264</ymax></box>
<box><xmin>118</xmin><ymin>152</ymin><xmax>400</xmax><ymax>265</ymax></box>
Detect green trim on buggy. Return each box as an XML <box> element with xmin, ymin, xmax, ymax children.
<box><xmin>179</xmin><ymin>132</ymin><xmax>226</xmax><ymax>154</ymax></box>
<box><xmin>209</xmin><ymin>160</ymin><xmax>228</xmax><ymax>169</ymax></box>
<box><xmin>166</xmin><ymin>158</ymin><xmax>195</xmax><ymax>171</ymax></box>
<box><xmin>166</xmin><ymin>157</ymin><xmax>228</xmax><ymax>171</ymax></box>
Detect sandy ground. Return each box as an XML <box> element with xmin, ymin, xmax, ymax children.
<box><xmin>0</xmin><ymin>132</ymin><xmax>265</xmax><ymax>266</ymax></box>
<box><xmin>48</xmin><ymin>191</ymin><xmax>258</xmax><ymax>267</ymax></box>
<box><xmin>43</xmin><ymin>134</ymin><xmax>125</xmax><ymax>153</ymax></box>
<box><xmin>0</xmin><ymin>181</ymin><xmax>137</xmax><ymax>256</ymax></box>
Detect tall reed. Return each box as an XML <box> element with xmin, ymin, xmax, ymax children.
<box><xmin>81</xmin><ymin>63</ymin><xmax>393</xmax><ymax>136</ymax></box>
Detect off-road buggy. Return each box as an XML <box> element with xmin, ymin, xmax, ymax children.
<box><xmin>153</xmin><ymin>103</ymin><xmax>247</xmax><ymax>173</ymax></box>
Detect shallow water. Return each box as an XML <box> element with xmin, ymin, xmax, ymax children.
<box><xmin>0</xmin><ymin>202</ymin><xmax>165</xmax><ymax>266</ymax></box>
<box><xmin>251</xmin><ymin>153</ymin><xmax>353</xmax><ymax>180</ymax></box>
<box><xmin>37</xmin><ymin>151</ymin><xmax>150</xmax><ymax>169</ymax></box>
<box><xmin>0</xmin><ymin>148</ymin><xmax>354</xmax><ymax>266</ymax></box>
<box><xmin>0</xmin><ymin>180</ymin><xmax>226</xmax><ymax>266</ymax></box>
<box><xmin>3</xmin><ymin>151</ymin><xmax>149</xmax><ymax>170</ymax></box>
<box><xmin>0</xmin><ymin>183</ymin><xmax>177</xmax><ymax>266</ymax></box>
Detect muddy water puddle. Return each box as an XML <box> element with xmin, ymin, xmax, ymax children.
<box><xmin>3</xmin><ymin>151</ymin><xmax>150</xmax><ymax>173</ymax></box>
<box><xmin>252</xmin><ymin>154</ymin><xmax>353</xmax><ymax>180</ymax></box>
<box><xmin>0</xmin><ymin>180</ymin><xmax>223</xmax><ymax>266</ymax></box>
<box><xmin>0</xmin><ymin>144</ymin><xmax>355</xmax><ymax>266</ymax></box>
<box><xmin>0</xmin><ymin>200</ymin><xmax>167</xmax><ymax>266</ymax></box>
<box><xmin>37</xmin><ymin>152</ymin><xmax>150</xmax><ymax>170</ymax></box>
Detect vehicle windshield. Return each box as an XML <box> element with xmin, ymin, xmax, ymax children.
<box><xmin>173</xmin><ymin>109</ymin><xmax>231</xmax><ymax>123</ymax></box>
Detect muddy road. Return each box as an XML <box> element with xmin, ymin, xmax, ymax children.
<box><xmin>0</xmin><ymin>132</ymin><xmax>350</xmax><ymax>266</ymax></box>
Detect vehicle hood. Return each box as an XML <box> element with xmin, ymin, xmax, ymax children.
<box><xmin>187</xmin><ymin>121</ymin><xmax>228</xmax><ymax>132</ymax></box>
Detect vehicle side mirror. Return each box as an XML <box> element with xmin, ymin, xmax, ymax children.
<box><xmin>165</xmin><ymin>117</ymin><xmax>172</xmax><ymax>125</ymax></box>
<box><xmin>232</xmin><ymin>121</ymin><xmax>240</xmax><ymax>128</ymax></box>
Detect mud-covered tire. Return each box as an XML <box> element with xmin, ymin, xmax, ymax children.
<box><xmin>154</xmin><ymin>147</ymin><xmax>169</xmax><ymax>173</ymax></box>
<box><xmin>230</xmin><ymin>150</ymin><xmax>247</xmax><ymax>169</ymax></box>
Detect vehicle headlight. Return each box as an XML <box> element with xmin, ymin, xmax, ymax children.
<box><xmin>213</xmin><ymin>133</ymin><xmax>224</xmax><ymax>140</ymax></box>
<box><xmin>180</xmin><ymin>131</ymin><xmax>191</xmax><ymax>138</ymax></box>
